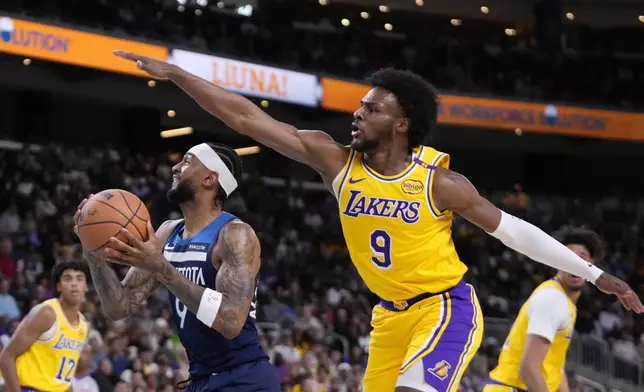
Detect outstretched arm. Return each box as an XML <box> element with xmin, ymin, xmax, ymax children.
<box><xmin>0</xmin><ymin>304</ymin><xmax>56</xmax><ymax>392</ymax></box>
<box><xmin>114</xmin><ymin>51</ymin><xmax>348</xmax><ymax>178</ymax></box>
<box><xmin>157</xmin><ymin>220</ymin><xmax>260</xmax><ymax>339</ymax></box>
<box><xmin>432</xmin><ymin>168</ymin><xmax>644</xmax><ymax>313</ymax></box>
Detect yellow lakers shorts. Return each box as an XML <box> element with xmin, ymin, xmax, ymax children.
<box><xmin>364</xmin><ymin>281</ymin><xmax>484</xmax><ymax>392</ymax></box>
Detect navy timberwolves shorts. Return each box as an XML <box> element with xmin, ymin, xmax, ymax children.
<box><xmin>184</xmin><ymin>359</ymin><xmax>280</xmax><ymax>392</ymax></box>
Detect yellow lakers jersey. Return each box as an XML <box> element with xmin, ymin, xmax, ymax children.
<box><xmin>489</xmin><ymin>280</ymin><xmax>577</xmax><ymax>392</ymax></box>
<box><xmin>16</xmin><ymin>298</ymin><xmax>89</xmax><ymax>392</ymax></box>
<box><xmin>334</xmin><ymin>146</ymin><xmax>467</xmax><ymax>301</ymax></box>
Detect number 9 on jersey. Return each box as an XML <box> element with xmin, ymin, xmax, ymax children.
<box><xmin>370</xmin><ymin>229</ymin><xmax>392</xmax><ymax>269</ymax></box>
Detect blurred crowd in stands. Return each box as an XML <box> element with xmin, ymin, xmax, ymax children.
<box><xmin>2</xmin><ymin>0</ymin><xmax>644</xmax><ymax>109</ymax></box>
<box><xmin>0</xmin><ymin>144</ymin><xmax>643</xmax><ymax>391</ymax></box>
<box><xmin>0</xmin><ymin>2</ymin><xmax>644</xmax><ymax>391</ymax></box>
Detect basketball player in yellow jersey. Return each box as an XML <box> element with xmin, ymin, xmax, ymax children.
<box><xmin>116</xmin><ymin>51</ymin><xmax>644</xmax><ymax>392</ymax></box>
<box><xmin>0</xmin><ymin>261</ymin><xmax>90</xmax><ymax>392</ymax></box>
<box><xmin>484</xmin><ymin>226</ymin><xmax>604</xmax><ymax>392</ymax></box>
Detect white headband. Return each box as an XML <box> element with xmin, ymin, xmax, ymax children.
<box><xmin>188</xmin><ymin>143</ymin><xmax>238</xmax><ymax>196</ymax></box>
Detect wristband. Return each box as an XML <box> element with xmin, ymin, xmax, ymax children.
<box><xmin>196</xmin><ymin>288</ymin><xmax>222</xmax><ymax>326</ymax></box>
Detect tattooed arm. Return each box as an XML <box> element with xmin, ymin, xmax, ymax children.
<box><xmin>82</xmin><ymin>220</ymin><xmax>180</xmax><ymax>320</ymax></box>
<box><xmin>157</xmin><ymin>220</ymin><xmax>260</xmax><ymax>339</ymax></box>
<box><xmin>85</xmin><ymin>256</ymin><xmax>159</xmax><ymax>320</ymax></box>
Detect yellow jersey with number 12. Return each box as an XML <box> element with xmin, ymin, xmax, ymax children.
<box><xmin>16</xmin><ymin>298</ymin><xmax>89</xmax><ymax>392</ymax></box>
<box><xmin>333</xmin><ymin>146</ymin><xmax>468</xmax><ymax>302</ymax></box>
<box><xmin>489</xmin><ymin>280</ymin><xmax>577</xmax><ymax>392</ymax></box>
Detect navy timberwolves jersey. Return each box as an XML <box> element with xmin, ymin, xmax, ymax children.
<box><xmin>163</xmin><ymin>212</ymin><xmax>267</xmax><ymax>377</ymax></box>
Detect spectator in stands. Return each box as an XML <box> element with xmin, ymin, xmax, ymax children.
<box><xmin>0</xmin><ymin>205</ymin><xmax>20</xmax><ymax>235</ymax></box>
<box><xmin>0</xmin><ymin>237</ymin><xmax>16</xmax><ymax>280</ymax></box>
<box><xmin>72</xmin><ymin>345</ymin><xmax>100</xmax><ymax>392</ymax></box>
<box><xmin>0</xmin><ymin>144</ymin><xmax>641</xmax><ymax>390</ymax></box>
<box><xmin>0</xmin><ymin>277</ymin><xmax>20</xmax><ymax>321</ymax></box>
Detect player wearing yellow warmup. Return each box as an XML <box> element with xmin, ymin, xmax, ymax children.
<box><xmin>116</xmin><ymin>51</ymin><xmax>643</xmax><ymax>392</ymax></box>
<box><xmin>0</xmin><ymin>261</ymin><xmax>90</xmax><ymax>392</ymax></box>
<box><xmin>484</xmin><ymin>226</ymin><xmax>604</xmax><ymax>392</ymax></box>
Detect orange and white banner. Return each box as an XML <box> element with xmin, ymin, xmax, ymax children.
<box><xmin>0</xmin><ymin>16</ymin><xmax>168</xmax><ymax>77</ymax></box>
<box><xmin>320</xmin><ymin>77</ymin><xmax>644</xmax><ymax>142</ymax></box>
<box><xmin>168</xmin><ymin>49</ymin><xmax>321</xmax><ymax>107</ymax></box>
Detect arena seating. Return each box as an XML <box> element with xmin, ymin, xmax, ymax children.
<box><xmin>1</xmin><ymin>1</ymin><xmax>643</xmax><ymax>390</ymax></box>
<box><xmin>0</xmin><ymin>143</ymin><xmax>642</xmax><ymax>391</ymax></box>
<box><xmin>2</xmin><ymin>0</ymin><xmax>643</xmax><ymax>109</ymax></box>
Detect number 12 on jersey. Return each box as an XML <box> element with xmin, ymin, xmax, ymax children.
<box><xmin>55</xmin><ymin>356</ymin><xmax>76</xmax><ymax>383</ymax></box>
<box><xmin>370</xmin><ymin>229</ymin><xmax>392</xmax><ymax>269</ymax></box>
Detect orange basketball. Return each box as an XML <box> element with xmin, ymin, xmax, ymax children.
<box><xmin>77</xmin><ymin>189</ymin><xmax>150</xmax><ymax>253</ymax></box>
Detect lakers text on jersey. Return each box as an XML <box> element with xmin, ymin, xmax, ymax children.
<box><xmin>334</xmin><ymin>146</ymin><xmax>467</xmax><ymax>300</ymax></box>
<box><xmin>163</xmin><ymin>213</ymin><xmax>271</xmax><ymax>382</ymax></box>
<box><xmin>333</xmin><ymin>146</ymin><xmax>483</xmax><ymax>392</ymax></box>
<box><xmin>485</xmin><ymin>280</ymin><xmax>577</xmax><ymax>392</ymax></box>
<box><xmin>16</xmin><ymin>299</ymin><xmax>88</xmax><ymax>392</ymax></box>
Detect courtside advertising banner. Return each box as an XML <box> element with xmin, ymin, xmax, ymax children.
<box><xmin>0</xmin><ymin>16</ymin><xmax>168</xmax><ymax>77</ymax></box>
<box><xmin>168</xmin><ymin>49</ymin><xmax>322</xmax><ymax>107</ymax></box>
<box><xmin>320</xmin><ymin>78</ymin><xmax>644</xmax><ymax>142</ymax></box>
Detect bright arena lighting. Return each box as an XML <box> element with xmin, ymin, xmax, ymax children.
<box><xmin>235</xmin><ymin>146</ymin><xmax>260</xmax><ymax>156</ymax></box>
<box><xmin>160</xmin><ymin>127</ymin><xmax>193</xmax><ymax>138</ymax></box>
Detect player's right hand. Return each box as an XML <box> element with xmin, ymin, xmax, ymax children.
<box><xmin>595</xmin><ymin>273</ymin><xmax>644</xmax><ymax>313</ymax></box>
<box><xmin>114</xmin><ymin>51</ymin><xmax>176</xmax><ymax>80</ymax></box>
<box><xmin>73</xmin><ymin>194</ymin><xmax>93</xmax><ymax>238</ymax></box>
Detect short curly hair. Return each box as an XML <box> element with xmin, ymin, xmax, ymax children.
<box><xmin>368</xmin><ymin>68</ymin><xmax>439</xmax><ymax>149</ymax></box>
<box><xmin>52</xmin><ymin>260</ymin><xmax>90</xmax><ymax>296</ymax></box>
<box><xmin>552</xmin><ymin>225</ymin><xmax>605</xmax><ymax>262</ymax></box>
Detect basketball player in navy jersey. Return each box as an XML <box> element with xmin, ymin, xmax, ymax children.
<box><xmin>74</xmin><ymin>143</ymin><xmax>280</xmax><ymax>392</ymax></box>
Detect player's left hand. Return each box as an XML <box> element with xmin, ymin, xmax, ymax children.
<box><xmin>114</xmin><ymin>50</ymin><xmax>176</xmax><ymax>80</ymax></box>
<box><xmin>104</xmin><ymin>221</ymin><xmax>168</xmax><ymax>274</ymax></box>
<box><xmin>595</xmin><ymin>273</ymin><xmax>644</xmax><ymax>313</ymax></box>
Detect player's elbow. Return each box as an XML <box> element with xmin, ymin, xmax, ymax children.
<box><xmin>220</xmin><ymin>323</ymin><xmax>244</xmax><ymax>339</ymax></box>
<box><xmin>0</xmin><ymin>350</ymin><xmax>15</xmax><ymax>367</ymax></box>
<box><xmin>218</xmin><ymin>312</ymin><xmax>245</xmax><ymax>339</ymax></box>
<box><xmin>102</xmin><ymin>307</ymin><xmax>131</xmax><ymax>321</ymax></box>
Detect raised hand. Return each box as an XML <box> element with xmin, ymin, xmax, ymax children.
<box><xmin>73</xmin><ymin>194</ymin><xmax>93</xmax><ymax>238</ymax></box>
<box><xmin>104</xmin><ymin>221</ymin><xmax>168</xmax><ymax>275</ymax></box>
<box><xmin>113</xmin><ymin>51</ymin><xmax>176</xmax><ymax>80</ymax></box>
<box><xmin>595</xmin><ymin>273</ymin><xmax>644</xmax><ymax>313</ymax></box>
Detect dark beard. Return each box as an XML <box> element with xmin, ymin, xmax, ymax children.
<box><xmin>350</xmin><ymin>138</ymin><xmax>379</xmax><ymax>153</ymax></box>
<box><xmin>167</xmin><ymin>180</ymin><xmax>196</xmax><ymax>204</ymax></box>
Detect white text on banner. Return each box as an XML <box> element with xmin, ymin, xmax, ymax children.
<box><xmin>168</xmin><ymin>49</ymin><xmax>321</xmax><ymax>107</ymax></box>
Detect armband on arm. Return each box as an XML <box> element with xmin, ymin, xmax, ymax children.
<box><xmin>490</xmin><ymin>211</ymin><xmax>604</xmax><ymax>284</ymax></box>
<box><xmin>196</xmin><ymin>288</ymin><xmax>223</xmax><ymax>326</ymax></box>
